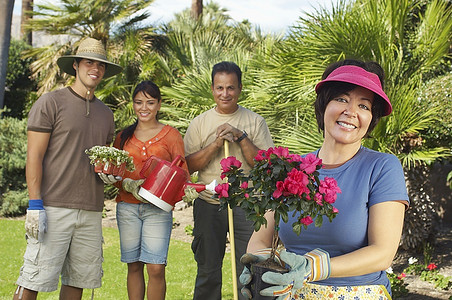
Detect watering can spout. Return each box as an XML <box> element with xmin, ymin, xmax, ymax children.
<box><xmin>205</xmin><ymin>179</ymin><xmax>217</xmax><ymax>193</ymax></box>
<box><xmin>183</xmin><ymin>179</ymin><xmax>217</xmax><ymax>193</ymax></box>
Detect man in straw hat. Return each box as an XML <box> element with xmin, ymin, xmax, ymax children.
<box><xmin>13</xmin><ymin>37</ymin><xmax>122</xmax><ymax>300</ymax></box>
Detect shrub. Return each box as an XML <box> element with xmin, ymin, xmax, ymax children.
<box><xmin>4</xmin><ymin>39</ymin><xmax>37</xmax><ymax>119</ymax></box>
<box><xmin>0</xmin><ymin>114</ymin><xmax>27</xmax><ymax>216</ymax></box>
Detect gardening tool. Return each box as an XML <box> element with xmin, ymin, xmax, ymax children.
<box><xmin>225</xmin><ymin>140</ymin><xmax>239</xmax><ymax>300</ymax></box>
<box><xmin>138</xmin><ymin>155</ymin><xmax>217</xmax><ymax>212</ymax></box>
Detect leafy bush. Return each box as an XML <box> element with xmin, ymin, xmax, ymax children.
<box><xmin>0</xmin><ymin>189</ymin><xmax>28</xmax><ymax>216</ymax></box>
<box><xmin>418</xmin><ymin>74</ymin><xmax>452</xmax><ymax>150</ymax></box>
<box><xmin>4</xmin><ymin>39</ymin><xmax>37</xmax><ymax>119</ymax></box>
<box><xmin>0</xmin><ymin>114</ymin><xmax>28</xmax><ymax>216</ymax></box>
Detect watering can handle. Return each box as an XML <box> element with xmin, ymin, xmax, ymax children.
<box><xmin>170</xmin><ymin>155</ymin><xmax>184</xmax><ymax>168</ymax></box>
<box><xmin>140</xmin><ymin>155</ymin><xmax>157</xmax><ymax>179</ymax></box>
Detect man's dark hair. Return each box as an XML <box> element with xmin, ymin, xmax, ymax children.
<box><xmin>211</xmin><ymin>61</ymin><xmax>242</xmax><ymax>86</ymax></box>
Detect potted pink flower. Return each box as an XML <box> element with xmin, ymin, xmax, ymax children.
<box><xmin>216</xmin><ymin>146</ymin><xmax>341</xmax><ymax>299</ymax></box>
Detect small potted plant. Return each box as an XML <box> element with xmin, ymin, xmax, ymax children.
<box><xmin>215</xmin><ymin>146</ymin><xmax>341</xmax><ymax>299</ymax></box>
<box><xmin>85</xmin><ymin>145</ymin><xmax>135</xmax><ymax>178</ymax></box>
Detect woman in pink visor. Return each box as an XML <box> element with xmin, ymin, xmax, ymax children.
<box><xmin>243</xmin><ymin>59</ymin><xmax>409</xmax><ymax>300</ymax></box>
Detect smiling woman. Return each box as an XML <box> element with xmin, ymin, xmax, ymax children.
<box><xmin>323</xmin><ymin>86</ymin><xmax>374</xmax><ymax>148</ymax></box>
<box><xmin>244</xmin><ymin>59</ymin><xmax>409</xmax><ymax>300</ymax></box>
<box><xmin>98</xmin><ymin>80</ymin><xmax>189</xmax><ymax>300</ymax></box>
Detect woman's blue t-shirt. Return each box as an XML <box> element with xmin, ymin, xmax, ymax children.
<box><xmin>278</xmin><ymin>147</ymin><xmax>409</xmax><ymax>293</ymax></box>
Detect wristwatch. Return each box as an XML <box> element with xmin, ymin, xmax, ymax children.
<box><xmin>236</xmin><ymin>130</ymin><xmax>248</xmax><ymax>143</ymax></box>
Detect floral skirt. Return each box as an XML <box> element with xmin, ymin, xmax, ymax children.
<box><xmin>291</xmin><ymin>283</ymin><xmax>391</xmax><ymax>299</ymax></box>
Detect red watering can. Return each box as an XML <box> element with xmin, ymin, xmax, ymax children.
<box><xmin>138</xmin><ymin>155</ymin><xmax>217</xmax><ymax>212</ymax></box>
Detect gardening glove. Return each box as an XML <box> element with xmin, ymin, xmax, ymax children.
<box><xmin>239</xmin><ymin>248</ymin><xmax>284</xmax><ymax>299</ymax></box>
<box><xmin>260</xmin><ymin>249</ymin><xmax>330</xmax><ymax>299</ymax></box>
<box><xmin>25</xmin><ymin>199</ymin><xmax>47</xmax><ymax>242</ymax></box>
<box><xmin>122</xmin><ymin>178</ymin><xmax>146</xmax><ymax>202</ymax></box>
<box><xmin>182</xmin><ymin>186</ymin><xmax>199</xmax><ymax>204</ymax></box>
<box><xmin>98</xmin><ymin>173</ymin><xmax>121</xmax><ymax>185</ymax></box>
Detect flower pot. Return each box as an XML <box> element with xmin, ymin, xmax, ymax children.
<box><xmin>94</xmin><ymin>161</ymin><xmax>104</xmax><ymax>173</ymax></box>
<box><xmin>249</xmin><ymin>260</ymin><xmax>288</xmax><ymax>300</ymax></box>
<box><xmin>112</xmin><ymin>162</ymin><xmax>126</xmax><ymax>177</ymax></box>
<box><xmin>94</xmin><ymin>161</ymin><xmax>118</xmax><ymax>175</ymax></box>
<box><xmin>102</xmin><ymin>161</ymin><xmax>114</xmax><ymax>174</ymax></box>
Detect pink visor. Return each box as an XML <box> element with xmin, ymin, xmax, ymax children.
<box><xmin>315</xmin><ymin>65</ymin><xmax>392</xmax><ymax>116</ymax></box>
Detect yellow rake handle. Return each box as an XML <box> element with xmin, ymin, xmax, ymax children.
<box><xmin>224</xmin><ymin>140</ymin><xmax>238</xmax><ymax>300</ymax></box>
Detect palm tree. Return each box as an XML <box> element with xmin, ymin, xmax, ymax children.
<box><xmin>157</xmin><ymin>2</ymin><xmax>283</xmax><ymax>131</ymax></box>
<box><xmin>191</xmin><ymin>0</ymin><xmax>203</xmax><ymax>19</ymax></box>
<box><xmin>0</xmin><ymin>0</ymin><xmax>15</xmax><ymax>111</ymax></box>
<box><xmin>21</xmin><ymin>0</ymin><xmax>33</xmax><ymax>45</ymax></box>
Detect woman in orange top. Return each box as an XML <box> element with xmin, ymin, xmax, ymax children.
<box><xmin>111</xmin><ymin>80</ymin><xmax>187</xmax><ymax>300</ymax></box>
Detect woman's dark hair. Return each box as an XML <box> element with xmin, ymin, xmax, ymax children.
<box><xmin>314</xmin><ymin>59</ymin><xmax>386</xmax><ymax>137</ymax></box>
<box><xmin>119</xmin><ymin>81</ymin><xmax>162</xmax><ymax>149</ymax></box>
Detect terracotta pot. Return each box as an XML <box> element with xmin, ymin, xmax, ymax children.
<box><xmin>94</xmin><ymin>161</ymin><xmax>104</xmax><ymax>173</ymax></box>
<box><xmin>249</xmin><ymin>261</ymin><xmax>288</xmax><ymax>300</ymax></box>
<box><xmin>112</xmin><ymin>162</ymin><xmax>126</xmax><ymax>177</ymax></box>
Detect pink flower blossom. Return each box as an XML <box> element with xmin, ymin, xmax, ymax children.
<box><xmin>285</xmin><ymin>169</ymin><xmax>309</xmax><ymax>196</ymax></box>
<box><xmin>272</xmin><ymin>146</ymin><xmax>289</xmax><ymax>158</ymax></box>
<box><xmin>240</xmin><ymin>182</ymin><xmax>248</xmax><ymax>189</ymax></box>
<box><xmin>220</xmin><ymin>156</ymin><xmax>242</xmax><ymax>173</ymax></box>
<box><xmin>273</xmin><ymin>181</ymin><xmax>284</xmax><ymax>198</ymax></box>
<box><xmin>427</xmin><ymin>263</ymin><xmax>437</xmax><ymax>271</ymax></box>
<box><xmin>319</xmin><ymin>177</ymin><xmax>341</xmax><ymax>204</ymax></box>
<box><xmin>215</xmin><ymin>183</ymin><xmax>229</xmax><ymax>198</ymax></box>
<box><xmin>397</xmin><ymin>273</ymin><xmax>406</xmax><ymax>280</ymax></box>
<box><xmin>254</xmin><ymin>149</ymin><xmax>267</xmax><ymax>161</ymax></box>
<box><xmin>299</xmin><ymin>153</ymin><xmax>322</xmax><ymax>174</ymax></box>
<box><xmin>300</xmin><ymin>216</ymin><xmax>313</xmax><ymax>226</ymax></box>
<box><xmin>332</xmin><ymin>207</ymin><xmax>339</xmax><ymax>213</ymax></box>
<box><xmin>288</xmin><ymin>154</ymin><xmax>303</xmax><ymax>162</ymax></box>
<box><xmin>244</xmin><ymin>193</ymin><xmax>249</xmax><ymax>199</ymax></box>
<box><xmin>314</xmin><ymin>193</ymin><xmax>323</xmax><ymax>206</ymax></box>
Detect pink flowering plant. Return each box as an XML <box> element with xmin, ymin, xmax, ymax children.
<box><xmin>216</xmin><ymin>146</ymin><xmax>341</xmax><ymax>254</ymax></box>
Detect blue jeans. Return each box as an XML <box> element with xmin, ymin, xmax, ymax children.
<box><xmin>192</xmin><ymin>198</ymin><xmax>253</xmax><ymax>300</ymax></box>
<box><xmin>116</xmin><ymin>201</ymin><xmax>172</xmax><ymax>264</ymax></box>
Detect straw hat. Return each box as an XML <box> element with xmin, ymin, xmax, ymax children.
<box><xmin>57</xmin><ymin>37</ymin><xmax>122</xmax><ymax>78</ymax></box>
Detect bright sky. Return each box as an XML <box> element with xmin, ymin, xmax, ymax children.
<box><xmin>13</xmin><ymin>0</ymin><xmax>334</xmax><ymax>34</ymax></box>
<box><xmin>146</xmin><ymin>0</ymin><xmax>334</xmax><ymax>33</ymax></box>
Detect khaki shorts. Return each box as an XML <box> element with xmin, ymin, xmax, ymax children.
<box><xmin>16</xmin><ymin>206</ymin><xmax>103</xmax><ymax>292</ymax></box>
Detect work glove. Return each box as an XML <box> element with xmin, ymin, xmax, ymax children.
<box><xmin>98</xmin><ymin>173</ymin><xmax>121</xmax><ymax>185</ymax></box>
<box><xmin>25</xmin><ymin>199</ymin><xmax>47</xmax><ymax>242</ymax></box>
<box><xmin>122</xmin><ymin>178</ymin><xmax>146</xmax><ymax>202</ymax></box>
<box><xmin>260</xmin><ymin>248</ymin><xmax>330</xmax><ymax>299</ymax></box>
<box><xmin>239</xmin><ymin>248</ymin><xmax>284</xmax><ymax>299</ymax></box>
<box><xmin>182</xmin><ymin>186</ymin><xmax>199</xmax><ymax>204</ymax></box>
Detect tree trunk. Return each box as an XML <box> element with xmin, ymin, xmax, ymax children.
<box><xmin>21</xmin><ymin>0</ymin><xmax>33</xmax><ymax>45</ymax></box>
<box><xmin>191</xmin><ymin>0</ymin><xmax>203</xmax><ymax>19</ymax></box>
<box><xmin>0</xmin><ymin>0</ymin><xmax>15</xmax><ymax>111</ymax></box>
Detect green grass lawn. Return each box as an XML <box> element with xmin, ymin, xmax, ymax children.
<box><xmin>0</xmin><ymin>219</ymin><xmax>234</xmax><ymax>299</ymax></box>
